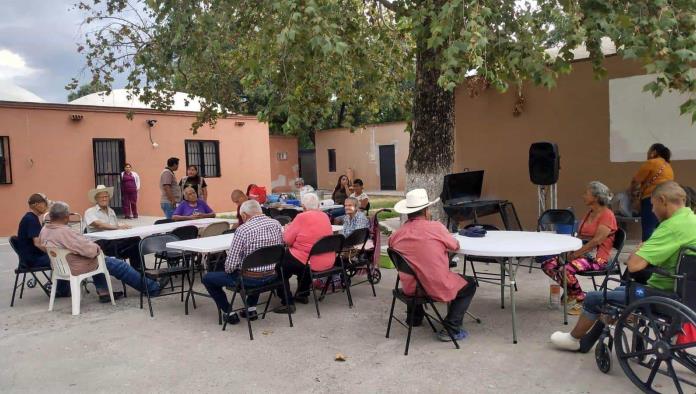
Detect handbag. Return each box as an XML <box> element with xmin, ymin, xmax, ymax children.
<box><xmin>631</xmin><ymin>163</ymin><xmax>666</xmax><ymax>214</ymax></box>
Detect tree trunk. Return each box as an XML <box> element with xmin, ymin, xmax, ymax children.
<box><xmin>405</xmin><ymin>23</ymin><xmax>455</xmax><ymax>222</ymax></box>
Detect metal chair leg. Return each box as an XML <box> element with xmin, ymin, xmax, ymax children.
<box><xmin>10</xmin><ymin>273</ymin><xmax>20</xmax><ymax>307</ymax></box>
<box><xmin>311</xmin><ymin>275</ymin><xmax>321</xmax><ymax>318</ymax></box>
<box><xmin>404</xmin><ymin>299</ymin><xmax>416</xmax><ymax>356</ymax></box>
<box><xmin>386</xmin><ymin>294</ymin><xmax>396</xmax><ymax>338</ymax></box>
<box><xmin>19</xmin><ymin>273</ymin><xmax>26</xmax><ymax>299</ymax></box>
<box><xmin>430</xmin><ymin>302</ymin><xmax>460</xmax><ymax>350</ymax></box>
<box><xmin>466</xmin><ymin>311</ymin><xmax>483</xmax><ymax>324</ymax></box>
<box><xmin>424</xmin><ymin>313</ymin><xmax>437</xmax><ymax>333</ymax></box>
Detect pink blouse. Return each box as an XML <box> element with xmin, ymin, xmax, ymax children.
<box><xmin>283</xmin><ymin>210</ymin><xmax>334</xmax><ymax>271</ymax></box>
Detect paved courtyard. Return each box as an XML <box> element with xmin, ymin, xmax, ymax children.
<box><xmin>0</xmin><ymin>220</ymin><xmax>642</xmax><ymax>393</ymax></box>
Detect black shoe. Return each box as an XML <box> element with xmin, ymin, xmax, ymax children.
<box><xmin>240</xmin><ymin>309</ymin><xmax>258</xmax><ymax>321</ymax></box>
<box><xmin>274</xmin><ymin>304</ymin><xmax>296</xmax><ymax>314</ymax></box>
<box><xmin>294</xmin><ymin>295</ymin><xmax>309</xmax><ymax>304</ymax></box>
<box><xmin>157</xmin><ymin>277</ymin><xmax>172</xmax><ymax>290</ymax></box>
<box><xmin>99</xmin><ymin>291</ymin><xmax>124</xmax><ymax>303</ymax></box>
<box><xmin>223</xmin><ymin>312</ymin><xmax>240</xmax><ymax>325</ymax></box>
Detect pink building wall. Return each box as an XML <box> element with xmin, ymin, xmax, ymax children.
<box><xmin>0</xmin><ymin>102</ymin><xmax>272</xmax><ymax>236</ymax></box>
<box><xmin>269</xmin><ymin>135</ymin><xmax>299</xmax><ymax>192</ymax></box>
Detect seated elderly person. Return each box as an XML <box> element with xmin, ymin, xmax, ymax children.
<box><xmin>550</xmin><ymin>182</ymin><xmax>696</xmax><ymax>351</ymax></box>
<box><xmin>389</xmin><ymin>189</ymin><xmax>477</xmax><ymax>342</ymax></box>
<box><xmin>294</xmin><ymin>177</ymin><xmax>314</xmax><ymax>200</ymax></box>
<box><xmin>84</xmin><ymin>185</ymin><xmax>143</xmax><ymax>270</ymax></box>
<box><xmin>172</xmin><ymin>187</ymin><xmax>216</xmax><ymax>221</ymax></box>
<box><xmin>274</xmin><ymin>193</ymin><xmax>333</xmax><ymax>314</ymax></box>
<box><xmin>230</xmin><ymin>189</ymin><xmax>248</xmax><ymax>226</ymax></box>
<box><xmin>41</xmin><ymin>201</ymin><xmax>162</xmax><ymax>302</ymax></box>
<box><xmin>15</xmin><ymin>193</ymin><xmax>70</xmax><ymax>297</ymax></box>
<box><xmin>537</xmin><ymin>181</ymin><xmax>617</xmax><ymax>314</ymax></box>
<box><xmin>340</xmin><ymin>197</ymin><xmax>370</xmax><ymax>237</ymax></box>
<box><xmin>349</xmin><ymin>178</ymin><xmax>369</xmax><ymax>211</ymax></box>
<box><xmin>202</xmin><ymin>200</ymin><xmax>283</xmax><ymax>325</ymax></box>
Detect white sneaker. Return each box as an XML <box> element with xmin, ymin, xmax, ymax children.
<box><xmin>550</xmin><ymin>331</ymin><xmax>580</xmax><ymax>351</ymax></box>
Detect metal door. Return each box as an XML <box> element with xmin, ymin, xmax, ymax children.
<box><xmin>93</xmin><ymin>139</ymin><xmax>125</xmax><ymax>213</ymax></box>
<box><xmin>299</xmin><ymin>149</ymin><xmax>317</xmax><ymax>188</ymax></box>
<box><xmin>379</xmin><ymin>145</ymin><xmax>396</xmax><ymax>190</ymax></box>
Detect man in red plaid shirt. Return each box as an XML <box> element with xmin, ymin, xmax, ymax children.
<box><xmin>202</xmin><ymin>200</ymin><xmax>283</xmax><ymax>325</ymax></box>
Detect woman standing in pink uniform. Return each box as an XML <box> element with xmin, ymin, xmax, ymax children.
<box><xmin>121</xmin><ymin>163</ymin><xmax>141</xmax><ymax>219</ymax></box>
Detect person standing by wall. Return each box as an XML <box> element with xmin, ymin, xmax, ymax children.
<box><xmin>179</xmin><ymin>164</ymin><xmax>208</xmax><ymax>201</ymax></box>
<box><xmin>631</xmin><ymin>143</ymin><xmax>674</xmax><ymax>241</ymax></box>
<box><xmin>120</xmin><ymin>163</ymin><xmax>140</xmax><ymax>219</ymax></box>
<box><xmin>160</xmin><ymin>157</ymin><xmax>182</xmax><ymax>220</ymax></box>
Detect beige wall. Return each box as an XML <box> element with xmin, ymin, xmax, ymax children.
<box><xmin>454</xmin><ymin>56</ymin><xmax>696</xmax><ymax>230</ymax></box>
<box><xmin>269</xmin><ymin>135</ymin><xmax>299</xmax><ymax>192</ymax></box>
<box><xmin>315</xmin><ymin>122</ymin><xmax>409</xmax><ymax>191</ymax></box>
<box><xmin>0</xmin><ymin>102</ymin><xmax>271</xmax><ymax>236</ymax></box>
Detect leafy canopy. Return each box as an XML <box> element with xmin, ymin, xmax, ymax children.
<box><xmin>72</xmin><ymin>0</ymin><xmax>696</xmax><ymax>135</ymax></box>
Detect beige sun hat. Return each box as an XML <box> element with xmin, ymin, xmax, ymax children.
<box><xmin>88</xmin><ymin>185</ymin><xmax>114</xmax><ymax>204</ymax></box>
<box><xmin>393</xmin><ymin>188</ymin><xmax>440</xmax><ymax>214</ymax></box>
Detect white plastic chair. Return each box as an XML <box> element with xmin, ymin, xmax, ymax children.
<box><xmin>47</xmin><ymin>248</ymin><xmax>115</xmax><ymax>315</ymax></box>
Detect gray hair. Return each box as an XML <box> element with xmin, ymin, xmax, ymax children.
<box><xmin>301</xmin><ymin>192</ymin><xmax>320</xmax><ymax>210</ymax></box>
<box><xmin>344</xmin><ymin>197</ymin><xmax>359</xmax><ymax>207</ymax></box>
<box><xmin>49</xmin><ymin>201</ymin><xmax>71</xmax><ymax>221</ymax></box>
<box><xmin>295</xmin><ymin>177</ymin><xmax>305</xmax><ymax>184</ymax></box>
<box><xmin>239</xmin><ymin>199</ymin><xmax>262</xmax><ymax>216</ymax></box>
<box><xmin>588</xmin><ymin>181</ymin><xmax>613</xmax><ymax>206</ymax></box>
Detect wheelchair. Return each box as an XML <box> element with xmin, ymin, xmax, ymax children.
<box><xmin>590</xmin><ymin>246</ymin><xmax>696</xmax><ymax>393</ymax></box>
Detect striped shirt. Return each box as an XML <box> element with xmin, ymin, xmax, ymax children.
<box><xmin>342</xmin><ymin>211</ymin><xmax>370</xmax><ymax>237</ymax></box>
<box><xmin>224</xmin><ymin>215</ymin><xmax>283</xmax><ymax>274</ymax></box>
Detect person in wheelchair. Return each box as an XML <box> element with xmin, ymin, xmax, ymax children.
<box><xmin>550</xmin><ymin>181</ymin><xmax>696</xmax><ymax>351</ymax></box>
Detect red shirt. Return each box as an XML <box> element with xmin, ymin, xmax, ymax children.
<box><xmin>388</xmin><ymin>217</ymin><xmax>467</xmax><ymax>302</ymax></box>
<box><xmin>578</xmin><ymin>208</ymin><xmax>617</xmax><ymax>261</ymax></box>
<box><xmin>283</xmin><ymin>210</ymin><xmax>334</xmax><ymax>271</ymax></box>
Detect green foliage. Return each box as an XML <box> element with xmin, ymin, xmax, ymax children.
<box><xmin>74</xmin><ymin>0</ymin><xmax>696</xmax><ymax>139</ymax></box>
<box><xmin>66</xmin><ymin>80</ymin><xmax>110</xmax><ymax>102</ymax></box>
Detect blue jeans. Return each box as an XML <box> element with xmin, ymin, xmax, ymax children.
<box><xmin>641</xmin><ymin>197</ymin><xmax>659</xmax><ymax>241</ymax></box>
<box><xmin>202</xmin><ymin>271</ymin><xmax>277</xmax><ymax>312</ymax></box>
<box><xmin>161</xmin><ymin>202</ymin><xmax>175</xmax><ymax>220</ymax></box>
<box><xmin>582</xmin><ymin>286</ymin><xmax>626</xmax><ymax>320</ymax></box>
<box><xmin>93</xmin><ymin>257</ymin><xmax>160</xmax><ymax>295</ymax></box>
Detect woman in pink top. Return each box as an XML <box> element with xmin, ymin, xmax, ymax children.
<box><xmin>275</xmin><ymin>193</ymin><xmax>333</xmax><ymax>313</ymax></box>
<box><xmin>537</xmin><ymin>181</ymin><xmax>617</xmax><ymax>312</ymax></box>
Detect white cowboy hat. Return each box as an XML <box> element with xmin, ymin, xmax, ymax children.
<box><xmin>88</xmin><ymin>185</ymin><xmax>114</xmax><ymax>204</ymax></box>
<box><xmin>394</xmin><ymin>188</ymin><xmax>440</xmax><ymax>214</ymax></box>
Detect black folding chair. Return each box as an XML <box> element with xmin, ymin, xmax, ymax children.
<box><xmin>275</xmin><ymin>215</ymin><xmax>292</xmax><ymax>226</ymax></box>
<box><xmin>526</xmin><ymin>209</ymin><xmax>576</xmax><ymax>272</ymax></box>
<box><xmin>385</xmin><ymin>248</ymin><xmax>460</xmax><ymax>355</ymax></box>
<box><xmin>138</xmin><ymin>234</ymin><xmax>193</xmax><ymax>317</ymax></box>
<box><xmin>222</xmin><ymin>245</ymin><xmax>293</xmax><ymax>340</ymax></box>
<box><xmin>154</xmin><ymin>218</ymin><xmax>174</xmax><ymax>225</ymax></box>
<box><xmin>337</xmin><ymin>228</ymin><xmax>377</xmax><ymax>296</ymax></box>
<box><xmin>9</xmin><ymin>236</ymin><xmax>51</xmax><ymax>306</ymax></box>
<box><xmin>299</xmin><ymin>234</ymin><xmax>351</xmax><ymax>318</ymax></box>
<box><xmin>155</xmin><ymin>225</ymin><xmax>199</xmax><ymax>269</ymax></box>
<box><xmin>576</xmin><ymin>228</ymin><xmax>626</xmax><ymax>290</ymax></box>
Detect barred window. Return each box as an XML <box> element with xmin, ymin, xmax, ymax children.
<box><xmin>0</xmin><ymin>136</ymin><xmax>12</xmax><ymax>184</ymax></box>
<box><xmin>185</xmin><ymin>140</ymin><xmax>221</xmax><ymax>177</ymax></box>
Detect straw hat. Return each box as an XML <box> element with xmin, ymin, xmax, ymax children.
<box><xmin>88</xmin><ymin>185</ymin><xmax>114</xmax><ymax>204</ymax></box>
<box><xmin>393</xmin><ymin>188</ymin><xmax>440</xmax><ymax>214</ymax></box>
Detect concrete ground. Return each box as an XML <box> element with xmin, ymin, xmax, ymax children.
<box><xmin>0</xmin><ymin>218</ymin><xmax>646</xmax><ymax>393</ymax></box>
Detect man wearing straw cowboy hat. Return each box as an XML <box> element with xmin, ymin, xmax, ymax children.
<box><xmin>84</xmin><ymin>185</ymin><xmax>143</xmax><ymax>269</ymax></box>
<box><xmin>389</xmin><ymin>189</ymin><xmax>477</xmax><ymax>342</ymax></box>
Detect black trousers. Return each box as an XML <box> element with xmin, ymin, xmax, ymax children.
<box><xmin>276</xmin><ymin>252</ymin><xmax>312</xmax><ymax>305</ymax></box>
<box><xmin>408</xmin><ymin>275</ymin><xmax>477</xmax><ymax>330</ymax></box>
<box><xmin>97</xmin><ymin>237</ymin><xmax>143</xmax><ymax>270</ymax></box>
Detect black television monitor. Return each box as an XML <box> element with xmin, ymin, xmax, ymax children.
<box><xmin>442</xmin><ymin>170</ymin><xmax>484</xmax><ymax>203</ymax></box>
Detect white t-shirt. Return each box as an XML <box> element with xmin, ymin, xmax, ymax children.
<box><xmin>350</xmin><ymin>192</ymin><xmax>368</xmax><ymax>202</ymax></box>
<box><xmin>84</xmin><ymin>205</ymin><xmax>118</xmax><ymax>233</ymax></box>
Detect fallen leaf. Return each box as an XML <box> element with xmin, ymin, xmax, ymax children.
<box><xmin>335</xmin><ymin>353</ymin><xmax>347</xmax><ymax>362</ymax></box>
<box><xmin>262</xmin><ymin>330</ymin><xmax>273</xmax><ymax>335</ymax></box>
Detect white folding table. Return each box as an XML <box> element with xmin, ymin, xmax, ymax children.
<box><xmin>454</xmin><ymin>231</ymin><xmax>582</xmax><ymax>343</ymax></box>
<box><xmin>84</xmin><ymin>218</ymin><xmax>236</xmax><ymax>241</ymax></box>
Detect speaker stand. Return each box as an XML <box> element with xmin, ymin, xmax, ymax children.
<box><xmin>537</xmin><ymin>184</ymin><xmax>557</xmax><ymax>217</ymax></box>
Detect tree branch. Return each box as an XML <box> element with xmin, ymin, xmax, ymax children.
<box><xmin>373</xmin><ymin>0</ymin><xmax>400</xmax><ymax>13</ymax></box>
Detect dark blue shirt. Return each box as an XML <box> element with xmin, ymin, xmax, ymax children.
<box><xmin>16</xmin><ymin>212</ymin><xmax>46</xmax><ymax>263</ymax></box>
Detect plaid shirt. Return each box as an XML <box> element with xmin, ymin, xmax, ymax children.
<box><xmin>342</xmin><ymin>211</ymin><xmax>370</xmax><ymax>237</ymax></box>
<box><xmin>224</xmin><ymin>215</ymin><xmax>283</xmax><ymax>273</ymax></box>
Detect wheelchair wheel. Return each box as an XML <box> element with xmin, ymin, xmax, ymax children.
<box><xmin>26</xmin><ymin>279</ymin><xmax>37</xmax><ymax>288</ymax></box>
<box><xmin>595</xmin><ymin>334</ymin><xmax>612</xmax><ymax>373</ymax></box>
<box><xmin>368</xmin><ymin>269</ymin><xmax>381</xmax><ymax>284</ymax></box>
<box><xmin>346</xmin><ymin>267</ymin><xmax>357</xmax><ymax>278</ymax></box>
<box><xmin>615</xmin><ymin>296</ymin><xmax>696</xmax><ymax>394</ymax></box>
